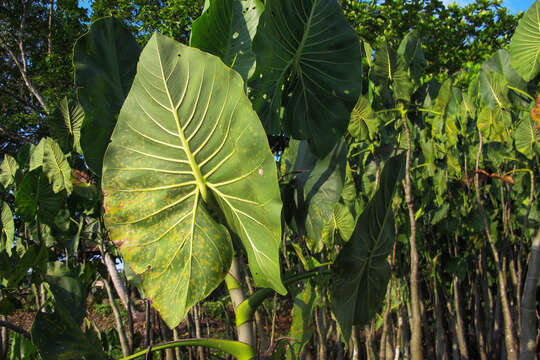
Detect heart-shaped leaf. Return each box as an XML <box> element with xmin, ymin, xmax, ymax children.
<box><xmin>514</xmin><ymin>113</ymin><xmax>540</xmax><ymax>159</ymax></box>
<box><xmin>509</xmin><ymin>2</ymin><xmax>540</xmax><ymax>81</ymax></box>
<box><xmin>48</xmin><ymin>97</ymin><xmax>84</xmax><ymax>154</ymax></box>
<box><xmin>477</xmin><ymin>107</ymin><xmax>510</xmax><ymax>142</ymax></box>
<box><xmin>1</xmin><ymin>202</ymin><xmax>14</xmax><ymax>256</ymax></box>
<box><xmin>348</xmin><ymin>95</ymin><xmax>378</xmax><ymax>140</ymax></box>
<box><xmin>0</xmin><ymin>155</ymin><xmax>18</xmax><ymax>190</ymax></box>
<box><xmin>74</xmin><ymin>17</ymin><xmax>141</xmax><ymax>175</ymax></box>
<box><xmin>15</xmin><ymin>170</ymin><xmax>64</xmax><ymax>224</ymax></box>
<box><xmin>286</xmin><ymin>280</ymin><xmax>319</xmax><ymax>359</ymax></box>
<box><xmin>249</xmin><ymin>0</ymin><xmax>363</xmax><ymax>157</ymax></box>
<box><xmin>479</xmin><ymin>70</ymin><xmax>510</xmax><ymax>110</ymax></box>
<box><xmin>373</xmin><ymin>42</ymin><xmax>412</xmax><ymax>101</ymax></box>
<box><xmin>331</xmin><ymin>154</ymin><xmax>404</xmax><ymax>341</ymax></box>
<box><xmin>191</xmin><ymin>0</ymin><xmax>263</xmax><ymax>80</ymax></box>
<box><xmin>397</xmin><ymin>30</ymin><xmax>427</xmax><ymax>84</ymax></box>
<box><xmin>103</xmin><ymin>33</ymin><xmax>285</xmax><ymax>327</ymax></box>
<box><xmin>42</xmin><ymin>138</ymin><xmax>73</xmax><ymax>195</ymax></box>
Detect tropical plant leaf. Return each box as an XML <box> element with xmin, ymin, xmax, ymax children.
<box><xmin>42</xmin><ymin>138</ymin><xmax>73</xmax><ymax>195</ymax></box>
<box><xmin>74</xmin><ymin>17</ymin><xmax>141</xmax><ymax>175</ymax></box>
<box><xmin>479</xmin><ymin>70</ymin><xmax>510</xmax><ymax>110</ymax></box>
<box><xmin>48</xmin><ymin>97</ymin><xmax>84</xmax><ymax>154</ymax></box>
<box><xmin>1</xmin><ymin>202</ymin><xmax>14</xmax><ymax>256</ymax></box>
<box><xmin>249</xmin><ymin>0</ymin><xmax>363</xmax><ymax>157</ymax></box>
<box><xmin>509</xmin><ymin>2</ymin><xmax>540</xmax><ymax>81</ymax></box>
<box><xmin>321</xmin><ymin>202</ymin><xmax>355</xmax><ymax>249</ymax></box>
<box><xmin>102</xmin><ymin>33</ymin><xmax>285</xmax><ymax>327</ymax></box>
<box><xmin>31</xmin><ymin>273</ymin><xmax>105</xmax><ymax>360</ymax></box>
<box><xmin>191</xmin><ymin>0</ymin><xmax>263</xmax><ymax>80</ymax></box>
<box><xmin>373</xmin><ymin>42</ymin><xmax>412</xmax><ymax>101</ymax></box>
<box><xmin>287</xmin><ymin>139</ymin><xmax>347</xmax><ymax>253</ymax></box>
<box><xmin>286</xmin><ymin>280</ymin><xmax>319</xmax><ymax>360</ymax></box>
<box><xmin>29</xmin><ymin>139</ymin><xmax>45</xmax><ymax>171</ymax></box>
<box><xmin>477</xmin><ymin>107</ymin><xmax>510</xmax><ymax>142</ymax></box>
<box><xmin>514</xmin><ymin>115</ymin><xmax>540</xmax><ymax>159</ymax></box>
<box><xmin>14</xmin><ymin>170</ymin><xmax>64</xmax><ymax>224</ymax></box>
<box><xmin>331</xmin><ymin>154</ymin><xmax>404</xmax><ymax>341</ymax></box>
<box><xmin>0</xmin><ymin>155</ymin><xmax>18</xmax><ymax>190</ymax></box>
<box><xmin>483</xmin><ymin>50</ymin><xmax>526</xmax><ymax>89</ymax></box>
<box><xmin>348</xmin><ymin>95</ymin><xmax>378</xmax><ymax>140</ymax></box>
<box><xmin>397</xmin><ymin>30</ymin><xmax>427</xmax><ymax>84</ymax></box>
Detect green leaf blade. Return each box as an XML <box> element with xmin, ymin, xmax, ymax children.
<box><xmin>103</xmin><ymin>33</ymin><xmax>285</xmax><ymax>327</ymax></box>
<box><xmin>249</xmin><ymin>0</ymin><xmax>363</xmax><ymax>157</ymax></box>
<box><xmin>74</xmin><ymin>17</ymin><xmax>141</xmax><ymax>175</ymax></box>
<box><xmin>509</xmin><ymin>2</ymin><xmax>540</xmax><ymax>82</ymax></box>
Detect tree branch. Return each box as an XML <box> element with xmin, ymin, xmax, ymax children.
<box><xmin>0</xmin><ymin>320</ymin><xmax>31</xmax><ymax>340</ymax></box>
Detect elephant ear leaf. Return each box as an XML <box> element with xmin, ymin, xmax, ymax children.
<box><xmin>331</xmin><ymin>154</ymin><xmax>404</xmax><ymax>342</ymax></box>
<box><xmin>74</xmin><ymin>17</ymin><xmax>141</xmax><ymax>176</ymax></box>
<box><xmin>249</xmin><ymin>0</ymin><xmax>363</xmax><ymax>157</ymax></box>
<box><xmin>48</xmin><ymin>97</ymin><xmax>84</xmax><ymax>154</ymax></box>
<box><xmin>102</xmin><ymin>33</ymin><xmax>285</xmax><ymax>327</ymax></box>
<box><xmin>509</xmin><ymin>2</ymin><xmax>540</xmax><ymax>82</ymax></box>
<box><xmin>191</xmin><ymin>0</ymin><xmax>263</xmax><ymax>81</ymax></box>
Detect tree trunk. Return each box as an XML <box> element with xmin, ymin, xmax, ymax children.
<box><xmin>473</xmin><ymin>274</ymin><xmax>488</xmax><ymax>360</ymax></box>
<box><xmin>379</xmin><ymin>281</ymin><xmax>394</xmax><ymax>360</ymax></box>
<box><xmin>520</xmin><ymin>231</ymin><xmax>540</xmax><ymax>360</ymax></box>
<box><xmin>402</xmin><ymin>112</ymin><xmax>423</xmax><ymax>360</ymax></box>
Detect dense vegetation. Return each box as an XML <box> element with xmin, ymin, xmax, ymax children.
<box><xmin>0</xmin><ymin>1</ymin><xmax>538</xmax><ymax>360</ymax></box>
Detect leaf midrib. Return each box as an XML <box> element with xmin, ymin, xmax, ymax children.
<box><xmin>155</xmin><ymin>39</ymin><xmax>209</xmax><ymax>203</ymax></box>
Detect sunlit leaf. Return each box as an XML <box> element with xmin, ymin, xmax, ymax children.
<box><xmin>48</xmin><ymin>97</ymin><xmax>84</xmax><ymax>154</ymax></box>
<box><xmin>249</xmin><ymin>0</ymin><xmax>363</xmax><ymax>157</ymax></box>
<box><xmin>348</xmin><ymin>95</ymin><xmax>378</xmax><ymax>140</ymax></box>
<box><xmin>286</xmin><ymin>281</ymin><xmax>319</xmax><ymax>360</ymax></box>
<box><xmin>477</xmin><ymin>107</ymin><xmax>510</xmax><ymax>142</ymax></box>
<box><xmin>1</xmin><ymin>202</ymin><xmax>14</xmax><ymax>256</ymax></box>
<box><xmin>515</xmin><ymin>114</ymin><xmax>540</xmax><ymax>158</ymax></box>
<box><xmin>0</xmin><ymin>155</ymin><xmax>18</xmax><ymax>189</ymax></box>
<box><xmin>42</xmin><ymin>138</ymin><xmax>73</xmax><ymax>194</ymax></box>
<box><xmin>373</xmin><ymin>42</ymin><xmax>412</xmax><ymax>101</ymax></box>
<box><xmin>509</xmin><ymin>2</ymin><xmax>540</xmax><ymax>81</ymax></box>
<box><xmin>103</xmin><ymin>33</ymin><xmax>285</xmax><ymax>327</ymax></box>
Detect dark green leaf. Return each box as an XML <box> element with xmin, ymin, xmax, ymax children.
<box><xmin>331</xmin><ymin>154</ymin><xmax>404</xmax><ymax>341</ymax></box>
<box><xmin>191</xmin><ymin>0</ymin><xmax>263</xmax><ymax>80</ymax></box>
<box><xmin>74</xmin><ymin>17</ymin><xmax>141</xmax><ymax>175</ymax></box>
<box><xmin>249</xmin><ymin>0</ymin><xmax>363</xmax><ymax>157</ymax></box>
<box><xmin>48</xmin><ymin>97</ymin><xmax>84</xmax><ymax>154</ymax></box>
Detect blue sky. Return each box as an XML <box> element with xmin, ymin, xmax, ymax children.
<box><xmin>442</xmin><ymin>0</ymin><xmax>535</xmax><ymax>13</ymax></box>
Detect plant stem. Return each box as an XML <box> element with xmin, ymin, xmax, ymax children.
<box><xmin>103</xmin><ymin>277</ymin><xmax>130</xmax><ymax>357</ymax></box>
<box><xmin>402</xmin><ymin>110</ymin><xmax>422</xmax><ymax>360</ymax></box>
<box><xmin>226</xmin><ymin>257</ymin><xmax>255</xmax><ymax>348</ymax></box>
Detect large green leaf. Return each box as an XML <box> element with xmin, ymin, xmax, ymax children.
<box><xmin>0</xmin><ymin>155</ymin><xmax>18</xmax><ymax>190</ymax></box>
<box><xmin>249</xmin><ymin>0</ymin><xmax>363</xmax><ymax>157</ymax></box>
<box><xmin>191</xmin><ymin>0</ymin><xmax>263</xmax><ymax>80</ymax></box>
<box><xmin>477</xmin><ymin>107</ymin><xmax>511</xmax><ymax>142</ymax></box>
<box><xmin>102</xmin><ymin>33</ymin><xmax>285</xmax><ymax>327</ymax></box>
<box><xmin>42</xmin><ymin>138</ymin><xmax>73</xmax><ymax>195</ymax></box>
<box><xmin>15</xmin><ymin>170</ymin><xmax>64</xmax><ymax>224</ymax></box>
<box><xmin>331</xmin><ymin>154</ymin><xmax>404</xmax><ymax>341</ymax></box>
<box><xmin>479</xmin><ymin>70</ymin><xmax>510</xmax><ymax>110</ymax></box>
<box><xmin>373</xmin><ymin>42</ymin><xmax>412</xmax><ymax>101</ymax></box>
<box><xmin>515</xmin><ymin>114</ymin><xmax>540</xmax><ymax>158</ymax></box>
<box><xmin>509</xmin><ymin>2</ymin><xmax>540</xmax><ymax>81</ymax></box>
<box><xmin>288</xmin><ymin>139</ymin><xmax>347</xmax><ymax>253</ymax></box>
<box><xmin>29</xmin><ymin>140</ymin><xmax>45</xmax><ymax>171</ymax></box>
<box><xmin>74</xmin><ymin>17</ymin><xmax>141</xmax><ymax>175</ymax></box>
<box><xmin>1</xmin><ymin>202</ymin><xmax>14</xmax><ymax>256</ymax></box>
<box><xmin>320</xmin><ymin>202</ymin><xmax>355</xmax><ymax>249</ymax></box>
<box><xmin>397</xmin><ymin>30</ymin><xmax>427</xmax><ymax>84</ymax></box>
<box><xmin>48</xmin><ymin>97</ymin><xmax>84</xmax><ymax>154</ymax></box>
<box><xmin>348</xmin><ymin>95</ymin><xmax>378</xmax><ymax>140</ymax></box>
